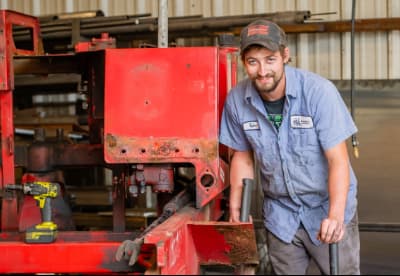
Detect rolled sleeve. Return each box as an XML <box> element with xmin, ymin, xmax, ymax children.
<box><xmin>219</xmin><ymin>93</ymin><xmax>251</xmax><ymax>151</ymax></box>
<box><xmin>312</xmin><ymin>81</ymin><xmax>358</xmax><ymax>150</ymax></box>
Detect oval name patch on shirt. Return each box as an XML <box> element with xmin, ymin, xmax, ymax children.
<box><xmin>290</xmin><ymin>115</ymin><xmax>314</xmax><ymax>129</ymax></box>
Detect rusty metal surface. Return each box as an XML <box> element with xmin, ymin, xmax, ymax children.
<box><xmin>189</xmin><ymin>222</ymin><xmax>259</xmax><ymax>266</ymax></box>
<box><xmin>103</xmin><ymin>47</ymin><xmax>235</xmax><ymax>209</ymax></box>
<box><xmin>142</xmin><ymin>206</ymin><xmax>258</xmax><ymax>274</ymax></box>
<box><xmin>105</xmin><ymin>135</ymin><xmax>218</xmax><ymax>163</ymax></box>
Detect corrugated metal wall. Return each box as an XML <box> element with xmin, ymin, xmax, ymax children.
<box><xmin>1</xmin><ymin>0</ymin><xmax>399</xmax><ymax>80</ymax></box>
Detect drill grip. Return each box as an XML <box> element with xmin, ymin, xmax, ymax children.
<box><xmin>41</xmin><ymin>197</ymin><xmax>52</xmax><ymax>222</ymax></box>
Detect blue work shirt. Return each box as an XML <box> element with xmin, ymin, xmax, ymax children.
<box><xmin>219</xmin><ymin>65</ymin><xmax>358</xmax><ymax>245</ymax></box>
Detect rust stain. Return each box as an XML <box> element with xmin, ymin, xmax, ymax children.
<box><xmin>215</xmin><ymin>225</ymin><xmax>259</xmax><ymax>265</ymax></box>
<box><xmin>105</xmin><ymin>135</ymin><xmax>219</xmax><ymax>163</ymax></box>
<box><xmin>106</xmin><ymin>134</ymin><xmax>117</xmax><ymax>148</ymax></box>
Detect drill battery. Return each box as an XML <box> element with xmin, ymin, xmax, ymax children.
<box><xmin>25</xmin><ymin>221</ymin><xmax>58</xmax><ymax>244</ymax></box>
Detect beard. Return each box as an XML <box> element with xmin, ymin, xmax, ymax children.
<box><xmin>251</xmin><ymin>71</ymin><xmax>284</xmax><ymax>95</ymax></box>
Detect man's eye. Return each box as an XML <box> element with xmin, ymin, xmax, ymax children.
<box><xmin>247</xmin><ymin>60</ymin><xmax>257</xmax><ymax>65</ymax></box>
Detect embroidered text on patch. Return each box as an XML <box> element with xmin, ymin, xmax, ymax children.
<box><xmin>290</xmin><ymin>116</ymin><xmax>313</xmax><ymax>128</ymax></box>
<box><xmin>243</xmin><ymin>121</ymin><xmax>260</xmax><ymax>131</ymax></box>
<box><xmin>247</xmin><ymin>25</ymin><xmax>269</xmax><ymax>36</ymax></box>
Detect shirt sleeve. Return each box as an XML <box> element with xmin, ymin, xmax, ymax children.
<box><xmin>312</xmin><ymin>80</ymin><xmax>358</xmax><ymax>151</ymax></box>
<box><xmin>219</xmin><ymin>93</ymin><xmax>252</xmax><ymax>151</ymax></box>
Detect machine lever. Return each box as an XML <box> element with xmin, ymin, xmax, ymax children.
<box><xmin>240</xmin><ymin>178</ymin><xmax>254</xmax><ymax>222</ymax></box>
<box><xmin>116</xmin><ymin>189</ymin><xmax>192</xmax><ymax>266</ymax></box>
<box><xmin>329</xmin><ymin>242</ymin><xmax>339</xmax><ymax>275</ymax></box>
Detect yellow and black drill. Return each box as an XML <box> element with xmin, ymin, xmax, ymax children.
<box><xmin>7</xmin><ymin>181</ymin><xmax>59</xmax><ymax>243</ymax></box>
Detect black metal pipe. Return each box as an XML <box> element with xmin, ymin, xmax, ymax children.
<box><xmin>240</xmin><ymin>178</ymin><xmax>254</xmax><ymax>222</ymax></box>
<box><xmin>12</xmin><ymin>11</ymin><xmax>311</xmax><ymax>42</ymax></box>
<box><xmin>329</xmin><ymin>243</ymin><xmax>339</xmax><ymax>275</ymax></box>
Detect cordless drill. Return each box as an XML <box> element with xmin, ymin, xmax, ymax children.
<box><xmin>6</xmin><ymin>181</ymin><xmax>59</xmax><ymax>243</ymax></box>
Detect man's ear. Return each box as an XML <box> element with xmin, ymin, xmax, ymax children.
<box><xmin>283</xmin><ymin>47</ymin><xmax>290</xmax><ymax>64</ymax></box>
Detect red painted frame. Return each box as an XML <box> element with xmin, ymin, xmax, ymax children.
<box><xmin>0</xmin><ymin>10</ymin><xmax>43</xmax><ymax>230</ymax></box>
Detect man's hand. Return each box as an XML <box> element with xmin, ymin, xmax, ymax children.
<box><xmin>317</xmin><ymin>218</ymin><xmax>345</xmax><ymax>243</ymax></box>
<box><xmin>229</xmin><ymin>207</ymin><xmax>241</xmax><ymax>223</ymax></box>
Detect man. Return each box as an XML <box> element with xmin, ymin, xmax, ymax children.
<box><xmin>219</xmin><ymin>19</ymin><xmax>360</xmax><ymax>274</ymax></box>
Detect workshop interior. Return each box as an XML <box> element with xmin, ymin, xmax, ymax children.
<box><xmin>0</xmin><ymin>0</ymin><xmax>399</xmax><ymax>274</ymax></box>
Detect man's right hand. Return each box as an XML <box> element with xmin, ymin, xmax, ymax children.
<box><xmin>229</xmin><ymin>207</ymin><xmax>241</xmax><ymax>222</ymax></box>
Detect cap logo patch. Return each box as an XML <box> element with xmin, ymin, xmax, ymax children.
<box><xmin>247</xmin><ymin>25</ymin><xmax>269</xmax><ymax>36</ymax></box>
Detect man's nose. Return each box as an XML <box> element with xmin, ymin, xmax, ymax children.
<box><xmin>258</xmin><ymin>62</ymin><xmax>269</xmax><ymax>76</ymax></box>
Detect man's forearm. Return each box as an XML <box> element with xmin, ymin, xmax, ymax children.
<box><xmin>328</xmin><ymin>160</ymin><xmax>350</xmax><ymax>222</ymax></box>
<box><xmin>326</xmin><ymin>142</ymin><xmax>351</xmax><ymax>222</ymax></box>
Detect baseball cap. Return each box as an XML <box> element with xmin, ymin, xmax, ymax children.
<box><xmin>240</xmin><ymin>19</ymin><xmax>287</xmax><ymax>53</ymax></box>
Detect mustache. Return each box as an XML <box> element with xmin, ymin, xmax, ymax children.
<box><xmin>257</xmin><ymin>73</ymin><xmax>275</xmax><ymax>79</ymax></box>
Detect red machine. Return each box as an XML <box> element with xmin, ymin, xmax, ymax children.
<box><xmin>0</xmin><ymin>10</ymin><xmax>258</xmax><ymax>274</ymax></box>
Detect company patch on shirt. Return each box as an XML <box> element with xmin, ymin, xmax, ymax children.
<box><xmin>243</xmin><ymin>121</ymin><xmax>260</xmax><ymax>131</ymax></box>
<box><xmin>290</xmin><ymin>115</ymin><xmax>314</xmax><ymax>129</ymax></box>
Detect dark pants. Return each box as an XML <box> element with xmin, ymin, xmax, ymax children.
<box><xmin>266</xmin><ymin>213</ymin><xmax>360</xmax><ymax>275</ymax></box>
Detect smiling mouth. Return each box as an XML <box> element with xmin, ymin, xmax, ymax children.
<box><xmin>258</xmin><ymin>77</ymin><xmax>273</xmax><ymax>84</ymax></box>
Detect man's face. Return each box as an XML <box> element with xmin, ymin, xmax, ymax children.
<box><xmin>243</xmin><ymin>46</ymin><xmax>289</xmax><ymax>97</ymax></box>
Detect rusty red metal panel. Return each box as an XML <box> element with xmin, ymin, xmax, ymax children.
<box><xmin>103</xmin><ymin>47</ymin><xmax>237</xmax><ymax>166</ymax></box>
<box><xmin>103</xmin><ymin>47</ymin><xmax>237</xmax><ymax>165</ymax></box>
<box><xmin>143</xmin><ymin>206</ymin><xmax>258</xmax><ymax>274</ymax></box>
<box><xmin>144</xmin><ymin>206</ymin><xmax>202</xmax><ymax>274</ymax></box>
<box><xmin>103</xmin><ymin>47</ymin><xmax>238</xmax><ymax>208</ymax></box>
<box><xmin>188</xmin><ymin>222</ymin><xmax>259</xmax><ymax>266</ymax></box>
<box><xmin>104</xmin><ymin>47</ymin><xmax>218</xmax><ymax>145</ymax></box>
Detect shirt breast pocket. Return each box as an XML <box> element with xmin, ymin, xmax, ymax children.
<box><xmin>247</xmin><ymin>133</ymin><xmax>278</xmax><ymax>170</ymax></box>
<box><xmin>290</xmin><ymin>129</ymin><xmax>322</xmax><ymax>166</ymax></box>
